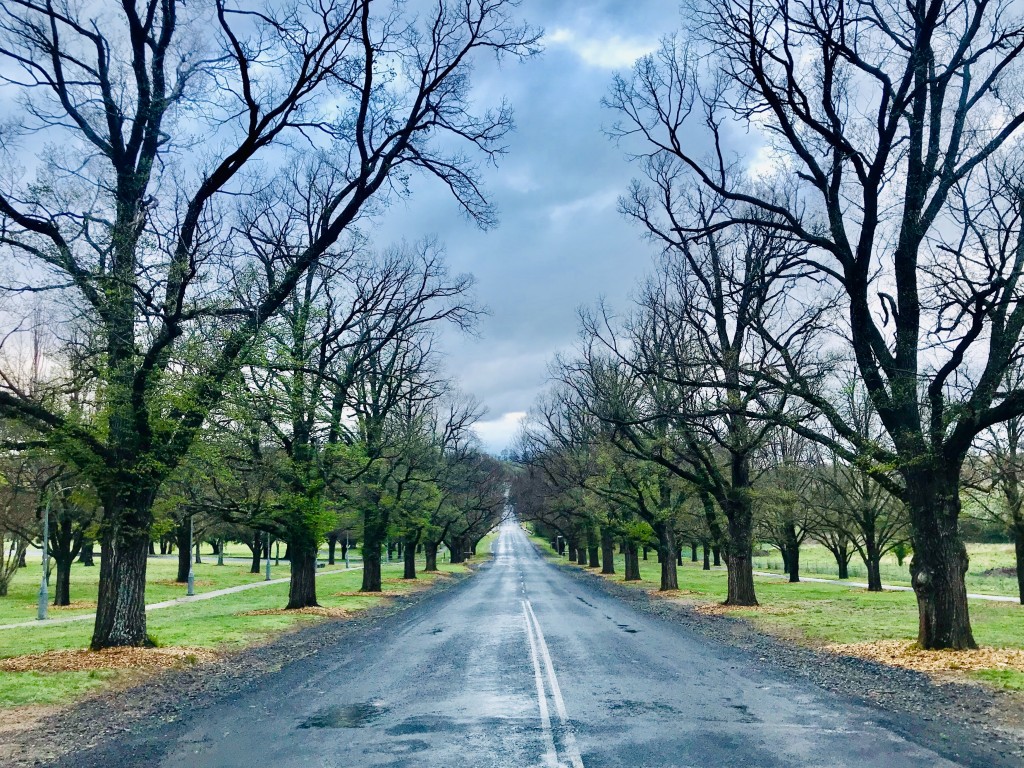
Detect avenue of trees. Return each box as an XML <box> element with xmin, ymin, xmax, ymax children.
<box><xmin>0</xmin><ymin>0</ymin><xmax>531</xmax><ymax>649</ymax></box>
<box><xmin>516</xmin><ymin>0</ymin><xmax>1024</xmax><ymax>650</ymax></box>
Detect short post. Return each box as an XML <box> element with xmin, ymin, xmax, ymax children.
<box><xmin>37</xmin><ymin>493</ymin><xmax>51</xmax><ymax>621</ymax></box>
<box><xmin>186</xmin><ymin>516</ymin><xmax>195</xmax><ymax>596</ymax></box>
<box><xmin>264</xmin><ymin>533</ymin><xmax>272</xmax><ymax>581</ymax></box>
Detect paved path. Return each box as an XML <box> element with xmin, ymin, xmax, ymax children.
<box><xmin>66</xmin><ymin>522</ymin><xmax>983</xmax><ymax>767</ymax></box>
<box><xmin>753</xmin><ymin>570</ymin><xmax>1021</xmax><ymax>603</ymax></box>
<box><xmin>0</xmin><ymin>565</ymin><xmax>363</xmax><ymax>631</ymax></box>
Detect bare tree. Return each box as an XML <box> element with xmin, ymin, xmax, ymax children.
<box><xmin>607</xmin><ymin>0</ymin><xmax>1024</xmax><ymax>649</ymax></box>
<box><xmin>0</xmin><ymin>0</ymin><xmax>537</xmax><ymax>647</ymax></box>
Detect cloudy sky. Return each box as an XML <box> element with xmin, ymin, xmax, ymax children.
<box><xmin>379</xmin><ymin>0</ymin><xmax>680</xmax><ymax>453</ymax></box>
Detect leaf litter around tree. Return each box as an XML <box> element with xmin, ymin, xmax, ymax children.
<box><xmin>0</xmin><ymin>647</ymin><xmax>218</xmax><ymax>672</ymax></box>
<box><xmin>826</xmin><ymin>640</ymin><xmax>1024</xmax><ymax>676</ymax></box>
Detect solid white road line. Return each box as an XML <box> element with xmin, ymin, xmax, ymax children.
<box><xmin>524</xmin><ymin>599</ymin><xmax>586</xmax><ymax>768</ymax></box>
<box><xmin>523</xmin><ymin>600</ymin><xmax>561</xmax><ymax>768</ymax></box>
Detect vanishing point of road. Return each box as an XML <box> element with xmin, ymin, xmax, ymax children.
<box><xmin>69</xmin><ymin>522</ymin><xmax>970</xmax><ymax>767</ymax></box>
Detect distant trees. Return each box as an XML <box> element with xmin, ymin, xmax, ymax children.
<box><xmin>0</xmin><ymin>0</ymin><xmax>537</xmax><ymax>648</ymax></box>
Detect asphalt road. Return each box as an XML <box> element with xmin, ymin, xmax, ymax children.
<box><xmin>72</xmin><ymin>522</ymin><xmax>971</xmax><ymax>768</ymax></box>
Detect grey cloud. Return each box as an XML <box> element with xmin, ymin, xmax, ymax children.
<box><xmin>376</xmin><ymin>0</ymin><xmax>678</xmax><ymax>452</ymax></box>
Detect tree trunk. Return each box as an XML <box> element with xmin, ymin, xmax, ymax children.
<box><xmin>702</xmin><ymin>542</ymin><xmax>711</xmax><ymax>571</ymax></box>
<box><xmin>576</xmin><ymin>546</ymin><xmax>588</xmax><ymax>566</ymax></box>
<box><xmin>588</xmin><ymin>545</ymin><xmax>600</xmax><ymax>568</ymax></box>
<box><xmin>905</xmin><ymin>468</ymin><xmax>976</xmax><ymax>650</ymax></box>
<box><xmin>785</xmin><ymin>525</ymin><xmax>800</xmax><ymax>584</ymax></box>
<box><xmin>362</xmin><ymin>543</ymin><xmax>382</xmax><ymax>591</ymax></box>
<box><xmin>50</xmin><ymin>518</ymin><xmax>80</xmax><ymax>607</ymax></box>
<box><xmin>286</xmin><ymin>541</ymin><xmax>318</xmax><ymax>609</ymax></box>
<box><xmin>194</xmin><ymin>540</ymin><xmax>202</xmax><ymax>564</ymax></box>
<box><xmin>91</xmin><ymin>527</ymin><xmax>150</xmax><ymax>649</ymax></box>
<box><xmin>712</xmin><ymin>546</ymin><xmax>721</xmax><ymax>566</ymax></box>
<box><xmin>361</xmin><ymin>505</ymin><xmax>387</xmax><ymax>591</ymax></box>
<box><xmin>425</xmin><ymin>541</ymin><xmax>439</xmax><ymax>572</ymax></box>
<box><xmin>642</xmin><ymin>546</ymin><xmax>648</xmax><ymax>561</ymax></box>
<box><xmin>175</xmin><ymin>520</ymin><xmax>191</xmax><ymax>583</ymax></box>
<box><xmin>403</xmin><ymin>534</ymin><xmax>418</xmax><ymax>580</ymax></box>
<box><xmin>866</xmin><ymin>556</ymin><xmax>883</xmax><ymax>592</ymax></box>
<box><xmin>624</xmin><ymin>542</ymin><xmax>641</xmax><ymax>581</ymax></box>
<box><xmin>249</xmin><ymin>532</ymin><xmax>263</xmax><ymax>574</ymax></box>
<box><xmin>656</xmin><ymin>524</ymin><xmax>678</xmax><ymax>591</ymax></box>
<box><xmin>54</xmin><ymin>553</ymin><xmax>72</xmax><ymax>606</ymax></box>
<box><xmin>781</xmin><ymin>547</ymin><xmax>790</xmax><ymax>574</ymax></box>
<box><xmin>690</xmin><ymin>542</ymin><xmax>698</xmax><ymax>562</ymax></box>
<box><xmin>327</xmin><ymin>533</ymin><xmax>338</xmax><ymax>565</ymax></box>
<box><xmin>1014</xmin><ymin>527</ymin><xmax>1024</xmax><ymax>606</ymax></box>
<box><xmin>721</xmin><ymin>491</ymin><xmax>757</xmax><ymax>605</ymax></box>
<box><xmin>600</xmin><ymin>530</ymin><xmax>615</xmax><ymax>575</ymax></box>
<box><xmin>78</xmin><ymin>539</ymin><xmax>94</xmax><ymax>566</ymax></box>
<box><xmin>837</xmin><ymin>554</ymin><xmax>850</xmax><ymax>580</ymax></box>
<box><xmin>450</xmin><ymin>536</ymin><xmax>467</xmax><ymax>564</ymax></box>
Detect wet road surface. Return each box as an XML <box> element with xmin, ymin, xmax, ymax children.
<box><xmin>71</xmin><ymin>522</ymin><xmax>970</xmax><ymax>767</ymax></box>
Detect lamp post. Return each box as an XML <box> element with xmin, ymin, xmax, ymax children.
<box><xmin>186</xmin><ymin>515</ymin><xmax>195</xmax><ymax>597</ymax></box>
<box><xmin>37</xmin><ymin>492</ymin><xmax>52</xmax><ymax>621</ymax></box>
<box><xmin>264</xmin><ymin>532</ymin><xmax>272</xmax><ymax>581</ymax></box>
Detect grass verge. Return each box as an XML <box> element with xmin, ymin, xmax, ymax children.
<box><xmin>0</xmin><ymin>558</ymin><xmax>472</xmax><ymax>709</ymax></box>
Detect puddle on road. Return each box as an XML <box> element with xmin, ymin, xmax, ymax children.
<box><xmin>299</xmin><ymin>701</ymin><xmax>388</xmax><ymax>729</ymax></box>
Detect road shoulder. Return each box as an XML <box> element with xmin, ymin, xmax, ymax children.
<box><xmin>543</xmin><ymin>549</ymin><xmax>1024</xmax><ymax>768</ymax></box>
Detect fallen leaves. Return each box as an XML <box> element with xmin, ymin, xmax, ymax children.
<box><xmin>692</xmin><ymin>602</ymin><xmax>798</xmax><ymax>616</ymax></box>
<box><xmin>826</xmin><ymin>640</ymin><xmax>1024</xmax><ymax>675</ymax></box>
<box><xmin>238</xmin><ymin>606</ymin><xmax>353</xmax><ymax>618</ymax></box>
<box><xmin>50</xmin><ymin>600</ymin><xmax>96</xmax><ymax>611</ymax></box>
<box><xmin>153</xmin><ymin>579</ymin><xmax>214</xmax><ymax>588</ymax></box>
<box><xmin>0</xmin><ymin>647</ymin><xmax>218</xmax><ymax>673</ymax></box>
<box><xmin>645</xmin><ymin>588</ymin><xmax>701</xmax><ymax>599</ymax></box>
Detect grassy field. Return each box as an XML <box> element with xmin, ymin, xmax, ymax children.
<box><xmin>750</xmin><ymin>542</ymin><xmax>1021</xmax><ymax>597</ymax></box>
<box><xmin>533</xmin><ymin>536</ymin><xmax>1024</xmax><ymax>691</ymax></box>
<box><xmin>0</xmin><ymin>551</ymin><xmax>363</xmax><ymax>625</ymax></box>
<box><xmin>0</xmin><ymin>550</ymin><xmax>482</xmax><ymax>708</ymax></box>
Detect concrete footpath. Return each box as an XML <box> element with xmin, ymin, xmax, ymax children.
<box><xmin>0</xmin><ymin>565</ymin><xmax>364</xmax><ymax>631</ymax></box>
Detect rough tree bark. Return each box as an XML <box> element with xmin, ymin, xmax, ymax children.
<box><xmin>175</xmin><ymin>520</ymin><xmax>191</xmax><ymax>583</ymax></box>
<box><xmin>655</xmin><ymin>523</ymin><xmax>679</xmax><ymax>591</ymax></box>
<box><xmin>424</xmin><ymin>540</ymin><xmax>439</xmax><ymax>572</ymax></box>
<box><xmin>600</xmin><ymin>529</ymin><xmax>616</xmax><ymax>575</ymax></box>
<box><xmin>286</xmin><ymin>541</ymin><xmax>318</xmax><ymax>609</ymax></box>
<box><xmin>906</xmin><ymin>469</ymin><xmax>976</xmax><ymax>650</ymax></box>
<box><xmin>624</xmin><ymin>541</ymin><xmax>641</xmax><ymax>581</ymax></box>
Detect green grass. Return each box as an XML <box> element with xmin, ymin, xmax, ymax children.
<box><xmin>536</xmin><ymin>537</ymin><xmax>1024</xmax><ymax>650</ymax></box>
<box><xmin>0</xmin><ymin>558</ymin><xmax>471</xmax><ymax>708</ymax></box>
<box><xmin>0</xmin><ymin>669</ymin><xmax>121</xmax><ymax>707</ymax></box>
<box><xmin>971</xmin><ymin>669</ymin><xmax>1024</xmax><ymax>691</ymax></box>
<box><xmin>0</xmin><ymin>549</ymin><xmax>368</xmax><ymax>625</ymax></box>
<box><xmin>751</xmin><ymin>542</ymin><xmax>1021</xmax><ymax>597</ymax></box>
<box><xmin>475</xmin><ymin>529</ymin><xmax>500</xmax><ymax>557</ymax></box>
